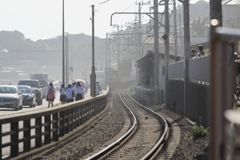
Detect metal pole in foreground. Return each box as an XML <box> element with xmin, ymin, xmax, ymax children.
<box><xmin>62</xmin><ymin>0</ymin><xmax>65</xmax><ymax>85</ymax></box>
<box><xmin>154</xmin><ymin>0</ymin><xmax>160</xmax><ymax>104</ymax></box>
<box><xmin>164</xmin><ymin>0</ymin><xmax>169</xmax><ymax>106</ymax></box>
<box><xmin>91</xmin><ymin>5</ymin><xmax>96</xmax><ymax>97</ymax></box>
<box><xmin>183</xmin><ymin>0</ymin><xmax>190</xmax><ymax>115</ymax></box>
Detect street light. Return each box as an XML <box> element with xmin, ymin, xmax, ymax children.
<box><xmin>90</xmin><ymin>5</ymin><xmax>96</xmax><ymax>97</ymax></box>
<box><xmin>62</xmin><ymin>0</ymin><xmax>65</xmax><ymax>85</ymax></box>
<box><xmin>64</xmin><ymin>32</ymin><xmax>69</xmax><ymax>84</ymax></box>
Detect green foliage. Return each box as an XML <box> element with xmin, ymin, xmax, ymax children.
<box><xmin>126</xmin><ymin>86</ymin><xmax>134</xmax><ymax>92</ymax></box>
<box><xmin>191</xmin><ymin>17</ymin><xmax>209</xmax><ymax>37</ymax></box>
<box><xmin>186</xmin><ymin>125</ymin><xmax>208</xmax><ymax>140</ymax></box>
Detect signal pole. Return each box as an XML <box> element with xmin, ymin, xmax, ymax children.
<box><xmin>154</xmin><ymin>0</ymin><xmax>160</xmax><ymax>104</ymax></box>
<box><xmin>62</xmin><ymin>0</ymin><xmax>65</xmax><ymax>85</ymax></box>
<box><xmin>91</xmin><ymin>5</ymin><xmax>96</xmax><ymax>97</ymax></box>
<box><xmin>183</xmin><ymin>0</ymin><xmax>190</xmax><ymax>115</ymax></box>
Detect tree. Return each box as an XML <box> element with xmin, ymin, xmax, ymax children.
<box><xmin>191</xmin><ymin>17</ymin><xmax>209</xmax><ymax>37</ymax></box>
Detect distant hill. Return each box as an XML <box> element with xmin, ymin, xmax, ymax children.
<box><xmin>0</xmin><ymin>30</ymin><xmax>106</xmax><ymax>80</ymax></box>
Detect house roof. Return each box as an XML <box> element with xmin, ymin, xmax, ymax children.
<box><xmin>134</xmin><ymin>50</ymin><xmax>177</xmax><ymax>63</ymax></box>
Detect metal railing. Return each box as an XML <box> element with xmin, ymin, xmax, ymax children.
<box><xmin>0</xmin><ymin>87</ymin><xmax>109</xmax><ymax>160</ymax></box>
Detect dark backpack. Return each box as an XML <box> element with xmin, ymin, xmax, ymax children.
<box><xmin>47</xmin><ymin>88</ymin><xmax>54</xmax><ymax>99</ymax></box>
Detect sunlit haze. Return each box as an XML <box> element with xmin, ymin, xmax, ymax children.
<box><xmin>0</xmin><ymin>0</ymin><xmax>202</xmax><ymax>41</ymax></box>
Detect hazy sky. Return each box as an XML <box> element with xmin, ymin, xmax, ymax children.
<box><xmin>0</xmin><ymin>0</ymin><xmax>202</xmax><ymax>41</ymax></box>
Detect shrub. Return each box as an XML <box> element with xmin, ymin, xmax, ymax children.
<box><xmin>186</xmin><ymin>125</ymin><xmax>208</xmax><ymax>140</ymax></box>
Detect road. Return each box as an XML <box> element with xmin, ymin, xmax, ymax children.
<box><xmin>0</xmin><ymin>89</ymin><xmax>96</xmax><ymax>117</ymax></box>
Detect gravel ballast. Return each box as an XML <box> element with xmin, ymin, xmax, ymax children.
<box><xmin>43</xmin><ymin>94</ymin><xmax>209</xmax><ymax>160</ymax></box>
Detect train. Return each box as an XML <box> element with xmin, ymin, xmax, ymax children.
<box><xmin>95</xmin><ymin>67</ymin><xmax>117</xmax><ymax>85</ymax></box>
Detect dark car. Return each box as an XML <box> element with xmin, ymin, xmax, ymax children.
<box><xmin>17</xmin><ymin>85</ymin><xmax>37</xmax><ymax>108</ymax></box>
<box><xmin>0</xmin><ymin>85</ymin><xmax>23</xmax><ymax>110</ymax></box>
<box><xmin>18</xmin><ymin>79</ymin><xmax>43</xmax><ymax>105</ymax></box>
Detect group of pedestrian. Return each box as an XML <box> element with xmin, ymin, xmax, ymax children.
<box><xmin>190</xmin><ymin>45</ymin><xmax>205</xmax><ymax>59</ymax></box>
<box><xmin>46</xmin><ymin>81</ymin><xmax>102</xmax><ymax>107</ymax></box>
<box><xmin>59</xmin><ymin>81</ymin><xmax>85</xmax><ymax>104</ymax></box>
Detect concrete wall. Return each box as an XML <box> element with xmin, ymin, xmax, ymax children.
<box><xmin>166</xmin><ymin>80</ymin><xmax>209</xmax><ymax>127</ymax></box>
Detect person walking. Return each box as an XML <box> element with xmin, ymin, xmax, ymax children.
<box><xmin>66</xmin><ymin>84</ymin><xmax>75</xmax><ymax>103</ymax></box>
<box><xmin>75</xmin><ymin>82</ymin><xmax>85</xmax><ymax>101</ymax></box>
<box><xmin>59</xmin><ymin>84</ymin><xmax>67</xmax><ymax>105</ymax></box>
<box><xmin>46</xmin><ymin>82</ymin><xmax>56</xmax><ymax>108</ymax></box>
<box><xmin>96</xmin><ymin>82</ymin><xmax>102</xmax><ymax>95</ymax></box>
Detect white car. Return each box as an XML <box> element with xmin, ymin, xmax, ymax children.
<box><xmin>0</xmin><ymin>85</ymin><xmax>23</xmax><ymax>110</ymax></box>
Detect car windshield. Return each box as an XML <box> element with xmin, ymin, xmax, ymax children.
<box><xmin>18</xmin><ymin>87</ymin><xmax>31</xmax><ymax>93</ymax></box>
<box><xmin>38</xmin><ymin>79</ymin><xmax>47</xmax><ymax>87</ymax></box>
<box><xmin>0</xmin><ymin>87</ymin><xmax>17</xmax><ymax>94</ymax></box>
<box><xmin>18</xmin><ymin>81</ymin><xmax>39</xmax><ymax>88</ymax></box>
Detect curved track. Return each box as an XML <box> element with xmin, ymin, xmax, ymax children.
<box><xmin>86</xmin><ymin>90</ymin><xmax>169</xmax><ymax>160</ymax></box>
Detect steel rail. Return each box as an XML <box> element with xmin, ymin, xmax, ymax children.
<box><xmin>86</xmin><ymin>90</ymin><xmax>137</xmax><ymax>160</ymax></box>
<box><xmin>86</xmin><ymin>90</ymin><xmax>169</xmax><ymax>159</ymax></box>
<box><xmin>125</xmin><ymin>91</ymin><xmax>169</xmax><ymax>160</ymax></box>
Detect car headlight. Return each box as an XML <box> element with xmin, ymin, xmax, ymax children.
<box><xmin>11</xmin><ymin>98</ymin><xmax>18</xmax><ymax>102</ymax></box>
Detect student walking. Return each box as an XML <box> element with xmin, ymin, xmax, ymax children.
<box><xmin>66</xmin><ymin>84</ymin><xmax>75</xmax><ymax>103</ymax></box>
<box><xmin>96</xmin><ymin>82</ymin><xmax>102</xmax><ymax>95</ymax></box>
<box><xmin>46</xmin><ymin>82</ymin><xmax>56</xmax><ymax>108</ymax></box>
<box><xmin>75</xmin><ymin>82</ymin><xmax>85</xmax><ymax>101</ymax></box>
<box><xmin>59</xmin><ymin>84</ymin><xmax>67</xmax><ymax>105</ymax></box>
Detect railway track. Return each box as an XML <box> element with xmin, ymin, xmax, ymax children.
<box><xmin>86</xmin><ymin>90</ymin><xmax>170</xmax><ymax>160</ymax></box>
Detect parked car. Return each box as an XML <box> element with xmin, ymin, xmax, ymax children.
<box><xmin>0</xmin><ymin>85</ymin><xmax>23</xmax><ymax>110</ymax></box>
<box><xmin>17</xmin><ymin>79</ymin><xmax>43</xmax><ymax>105</ymax></box>
<box><xmin>17</xmin><ymin>85</ymin><xmax>37</xmax><ymax>108</ymax></box>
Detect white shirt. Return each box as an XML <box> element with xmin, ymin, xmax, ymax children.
<box><xmin>60</xmin><ymin>87</ymin><xmax>66</xmax><ymax>95</ymax></box>
<box><xmin>66</xmin><ymin>88</ymin><xmax>74</xmax><ymax>99</ymax></box>
<box><xmin>75</xmin><ymin>86</ymin><xmax>84</xmax><ymax>94</ymax></box>
<box><xmin>96</xmin><ymin>85</ymin><xmax>101</xmax><ymax>95</ymax></box>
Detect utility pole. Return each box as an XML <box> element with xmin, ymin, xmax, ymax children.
<box><xmin>70</xmin><ymin>46</ymin><xmax>73</xmax><ymax>81</ymax></box>
<box><xmin>210</xmin><ymin>0</ymin><xmax>222</xmax><ymax>26</ymax></box>
<box><xmin>183</xmin><ymin>0</ymin><xmax>190</xmax><ymax>115</ymax></box>
<box><xmin>106</xmin><ymin>33</ymin><xmax>108</xmax><ymax>68</ymax></box>
<box><xmin>179</xmin><ymin>14</ymin><xmax>184</xmax><ymax>56</ymax></box>
<box><xmin>62</xmin><ymin>0</ymin><xmax>65</xmax><ymax>85</ymax></box>
<box><xmin>66</xmin><ymin>33</ymin><xmax>69</xmax><ymax>84</ymax></box>
<box><xmin>91</xmin><ymin>5</ymin><xmax>96</xmax><ymax>97</ymax></box>
<box><xmin>164</xmin><ymin>0</ymin><xmax>169</xmax><ymax>105</ymax></box>
<box><xmin>154</xmin><ymin>0</ymin><xmax>160</xmax><ymax>104</ymax></box>
<box><xmin>173</xmin><ymin>0</ymin><xmax>178</xmax><ymax>56</ymax></box>
<box><xmin>138</xmin><ymin>2</ymin><xmax>142</xmax><ymax>55</ymax></box>
<box><xmin>209</xmin><ymin>1</ymin><xmax>222</xmax><ymax>160</ymax></box>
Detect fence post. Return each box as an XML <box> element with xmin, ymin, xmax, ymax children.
<box><xmin>0</xmin><ymin>124</ymin><xmax>2</xmax><ymax>159</ymax></box>
<box><xmin>24</xmin><ymin>119</ymin><xmax>31</xmax><ymax>152</ymax></box>
<box><xmin>35</xmin><ymin>117</ymin><xmax>42</xmax><ymax>148</ymax></box>
<box><xmin>59</xmin><ymin>111</ymin><xmax>65</xmax><ymax>137</ymax></box>
<box><xmin>53</xmin><ymin>113</ymin><xmax>59</xmax><ymax>141</ymax></box>
<box><xmin>11</xmin><ymin>122</ymin><xmax>19</xmax><ymax>157</ymax></box>
<box><xmin>44</xmin><ymin>115</ymin><xmax>51</xmax><ymax>144</ymax></box>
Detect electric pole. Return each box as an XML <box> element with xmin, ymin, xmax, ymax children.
<box><xmin>210</xmin><ymin>0</ymin><xmax>222</xmax><ymax>26</ymax></box>
<box><xmin>154</xmin><ymin>0</ymin><xmax>160</xmax><ymax>104</ymax></box>
<box><xmin>164</xmin><ymin>0</ymin><xmax>169</xmax><ymax>105</ymax></box>
<box><xmin>183</xmin><ymin>0</ymin><xmax>190</xmax><ymax>115</ymax></box>
<box><xmin>91</xmin><ymin>5</ymin><xmax>96</xmax><ymax>97</ymax></box>
<box><xmin>173</xmin><ymin>0</ymin><xmax>178</xmax><ymax>56</ymax></box>
<box><xmin>138</xmin><ymin>2</ymin><xmax>142</xmax><ymax>55</ymax></box>
<box><xmin>62</xmin><ymin>0</ymin><xmax>65</xmax><ymax>85</ymax></box>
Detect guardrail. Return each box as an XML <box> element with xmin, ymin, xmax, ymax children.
<box><xmin>0</xmin><ymin>87</ymin><xmax>109</xmax><ymax>160</ymax></box>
